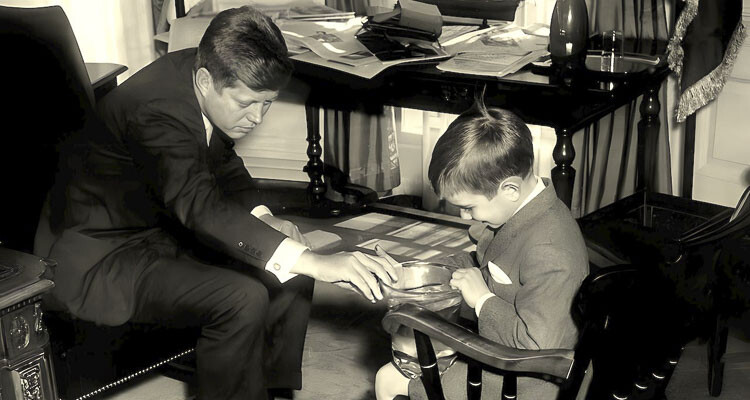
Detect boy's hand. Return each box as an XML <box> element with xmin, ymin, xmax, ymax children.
<box><xmin>450</xmin><ymin>268</ymin><xmax>491</xmax><ymax>309</ymax></box>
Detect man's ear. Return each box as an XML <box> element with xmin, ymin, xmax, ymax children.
<box><xmin>499</xmin><ymin>176</ymin><xmax>523</xmax><ymax>202</ymax></box>
<box><xmin>194</xmin><ymin>67</ymin><xmax>213</xmax><ymax>97</ymax></box>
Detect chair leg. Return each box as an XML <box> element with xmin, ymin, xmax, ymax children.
<box><xmin>707</xmin><ymin>315</ymin><xmax>729</xmax><ymax>397</ymax></box>
<box><xmin>466</xmin><ymin>361</ymin><xmax>482</xmax><ymax>400</ymax></box>
<box><xmin>414</xmin><ymin>330</ymin><xmax>446</xmax><ymax>400</ymax></box>
<box><xmin>502</xmin><ymin>373</ymin><xmax>517</xmax><ymax>400</ymax></box>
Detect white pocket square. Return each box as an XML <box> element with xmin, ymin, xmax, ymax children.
<box><xmin>488</xmin><ymin>261</ymin><xmax>512</xmax><ymax>285</ymax></box>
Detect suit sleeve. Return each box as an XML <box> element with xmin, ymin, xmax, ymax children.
<box><xmin>126</xmin><ymin>105</ymin><xmax>287</xmax><ymax>268</ymax></box>
<box><xmin>478</xmin><ymin>243</ymin><xmax>582</xmax><ymax>350</ymax></box>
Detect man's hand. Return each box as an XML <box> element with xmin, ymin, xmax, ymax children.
<box><xmin>292</xmin><ymin>251</ymin><xmax>399</xmax><ymax>303</ymax></box>
<box><xmin>258</xmin><ymin>214</ymin><xmax>311</xmax><ymax>247</ymax></box>
<box><xmin>450</xmin><ymin>268</ymin><xmax>491</xmax><ymax>309</ymax></box>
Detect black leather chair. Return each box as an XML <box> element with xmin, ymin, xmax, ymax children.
<box><xmin>0</xmin><ymin>5</ymin><xmax>196</xmax><ymax>399</ymax></box>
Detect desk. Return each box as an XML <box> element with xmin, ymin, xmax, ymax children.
<box><xmin>293</xmin><ymin>41</ymin><xmax>670</xmax><ymax>211</ymax></box>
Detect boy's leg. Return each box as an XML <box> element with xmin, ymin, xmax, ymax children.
<box><xmin>375</xmin><ymin>363</ymin><xmax>411</xmax><ymax>400</ymax></box>
<box><xmin>130</xmin><ymin>256</ymin><xmax>271</xmax><ymax>400</ymax></box>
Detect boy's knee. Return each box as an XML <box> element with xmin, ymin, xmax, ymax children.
<box><xmin>375</xmin><ymin>363</ymin><xmax>410</xmax><ymax>400</ymax></box>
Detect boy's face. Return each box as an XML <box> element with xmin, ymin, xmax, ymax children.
<box><xmin>445</xmin><ymin>179</ymin><xmax>522</xmax><ymax>228</ymax></box>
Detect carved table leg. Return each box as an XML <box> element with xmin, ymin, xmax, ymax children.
<box><xmin>552</xmin><ymin>128</ymin><xmax>576</xmax><ymax>209</ymax></box>
<box><xmin>636</xmin><ymin>85</ymin><xmax>661</xmax><ymax>193</ymax></box>
<box><xmin>304</xmin><ymin>104</ymin><xmax>326</xmax><ymax>210</ymax></box>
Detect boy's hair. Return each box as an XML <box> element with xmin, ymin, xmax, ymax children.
<box><xmin>195</xmin><ymin>6</ymin><xmax>293</xmax><ymax>92</ymax></box>
<box><xmin>428</xmin><ymin>100</ymin><xmax>534</xmax><ymax>199</ymax></box>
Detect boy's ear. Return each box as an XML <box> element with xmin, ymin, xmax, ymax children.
<box><xmin>194</xmin><ymin>67</ymin><xmax>213</xmax><ymax>97</ymax></box>
<box><xmin>499</xmin><ymin>176</ymin><xmax>523</xmax><ymax>202</ymax></box>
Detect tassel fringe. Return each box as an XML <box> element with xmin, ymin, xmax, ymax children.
<box><xmin>675</xmin><ymin>21</ymin><xmax>747</xmax><ymax>122</ymax></box>
<box><xmin>667</xmin><ymin>0</ymin><xmax>699</xmax><ymax>78</ymax></box>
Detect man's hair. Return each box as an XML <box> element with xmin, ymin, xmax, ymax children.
<box><xmin>428</xmin><ymin>100</ymin><xmax>534</xmax><ymax>199</ymax></box>
<box><xmin>195</xmin><ymin>6</ymin><xmax>293</xmax><ymax>92</ymax></box>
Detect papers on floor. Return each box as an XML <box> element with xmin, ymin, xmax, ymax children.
<box><xmin>333</xmin><ymin>213</ymin><xmax>476</xmax><ymax>262</ymax></box>
<box><xmin>437</xmin><ymin>23</ymin><xmax>550</xmax><ymax>78</ymax></box>
<box><xmin>280</xmin><ymin>19</ymin><xmax>451</xmax><ymax>79</ymax></box>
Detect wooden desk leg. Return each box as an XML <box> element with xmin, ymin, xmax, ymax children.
<box><xmin>304</xmin><ymin>104</ymin><xmax>326</xmax><ymax>207</ymax></box>
<box><xmin>636</xmin><ymin>85</ymin><xmax>661</xmax><ymax>194</ymax></box>
<box><xmin>552</xmin><ymin>128</ymin><xmax>576</xmax><ymax>209</ymax></box>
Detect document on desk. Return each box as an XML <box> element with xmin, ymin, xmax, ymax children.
<box><xmin>279</xmin><ymin>19</ymin><xmax>451</xmax><ymax>79</ymax></box>
<box><xmin>437</xmin><ymin>24</ymin><xmax>550</xmax><ymax>78</ymax></box>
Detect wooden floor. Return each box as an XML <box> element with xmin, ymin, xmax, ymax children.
<box><xmin>101</xmin><ymin>281</ymin><xmax>750</xmax><ymax>400</ymax></box>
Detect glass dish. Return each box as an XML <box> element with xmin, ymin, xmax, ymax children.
<box><xmin>381</xmin><ymin>261</ymin><xmax>463</xmax><ymax>378</ymax></box>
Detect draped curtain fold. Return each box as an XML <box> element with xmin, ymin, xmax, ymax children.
<box><xmin>572</xmin><ymin>0</ymin><xmax>673</xmax><ymax>216</ymax></box>
<box><xmin>322</xmin><ymin>0</ymin><xmax>402</xmax><ymax>195</ymax></box>
<box><xmin>323</xmin><ymin>107</ymin><xmax>401</xmax><ymax>194</ymax></box>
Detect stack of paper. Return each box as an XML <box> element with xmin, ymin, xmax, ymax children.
<box><xmin>280</xmin><ymin>19</ymin><xmax>451</xmax><ymax>79</ymax></box>
<box><xmin>437</xmin><ymin>24</ymin><xmax>550</xmax><ymax>78</ymax></box>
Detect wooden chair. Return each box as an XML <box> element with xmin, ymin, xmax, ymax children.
<box><xmin>698</xmin><ymin>187</ymin><xmax>750</xmax><ymax>396</ymax></box>
<box><xmin>0</xmin><ymin>5</ymin><xmax>197</xmax><ymax>399</ymax></box>
<box><xmin>381</xmin><ymin>187</ymin><xmax>750</xmax><ymax>400</ymax></box>
<box><xmin>382</xmin><ymin>263</ymin><xmax>693</xmax><ymax>400</ymax></box>
<box><xmin>580</xmin><ymin>186</ymin><xmax>750</xmax><ymax>397</ymax></box>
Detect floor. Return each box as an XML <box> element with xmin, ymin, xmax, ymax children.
<box><xmin>100</xmin><ymin>281</ymin><xmax>750</xmax><ymax>400</ymax></box>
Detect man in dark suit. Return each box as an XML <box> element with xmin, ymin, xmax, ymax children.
<box><xmin>34</xmin><ymin>6</ymin><xmax>396</xmax><ymax>400</ymax></box>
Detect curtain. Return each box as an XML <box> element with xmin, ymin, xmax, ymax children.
<box><xmin>0</xmin><ymin>0</ymin><xmax>157</xmax><ymax>81</ymax></box>
<box><xmin>321</xmin><ymin>0</ymin><xmax>403</xmax><ymax>196</ymax></box>
<box><xmin>573</xmin><ymin>0</ymin><xmax>673</xmax><ymax>216</ymax></box>
<box><xmin>323</xmin><ymin>107</ymin><xmax>402</xmax><ymax>196</ymax></box>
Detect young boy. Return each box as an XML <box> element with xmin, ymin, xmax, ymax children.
<box><xmin>375</xmin><ymin>104</ymin><xmax>589</xmax><ymax>400</ymax></box>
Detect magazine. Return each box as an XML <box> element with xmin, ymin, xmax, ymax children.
<box><xmin>437</xmin><ymin>24</ymin><xmax>550</xmax><ymax>78</ymax></box>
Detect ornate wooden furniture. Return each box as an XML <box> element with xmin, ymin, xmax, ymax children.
<box><xmin>0</xmin><ymin>248</ymin><xmax>56</xmax><ymax>400</ymax></box>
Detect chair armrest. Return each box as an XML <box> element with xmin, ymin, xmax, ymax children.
<box><xmin>680</xmin><ymin>186</ymin><xmax>750</xmax><ymax>248</ymax></box>
<box><xmin>382</xmin><ymin>303</ymin><xmax>575</xmax><ymax>380</ymax></box>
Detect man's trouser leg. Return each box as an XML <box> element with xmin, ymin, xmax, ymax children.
<box><xmin>131</xmin><ymin>256</ymin><xmax>271</xmax><ymax>400</ymax></box>
<box><xmin>240</xmin><ymin>267</ymin><xmax>314</xmax><ymax>389</ymax></box>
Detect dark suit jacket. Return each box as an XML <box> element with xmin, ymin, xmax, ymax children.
<box><xmin>35</xmin><ymin>49</ymin><xmax>288</xmax><ymax>325</ymax></box>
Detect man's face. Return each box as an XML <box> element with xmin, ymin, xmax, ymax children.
<box><xmin>445</xmin><ymin>184</ymin><xmax>518</xmax><ymax>228</ymax></box>
<box><xmin>200</xmin><ymin>74</ymin><xmax>278</xmax><ymax>140</ymax></box>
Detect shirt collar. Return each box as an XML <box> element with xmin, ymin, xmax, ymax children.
<box><xmin>201</xmin><ymin>112</ymin><xmax>212</xmax><ymax>146</ymax></box>
<box><xmin>512</xmin><ymin>176</ymin><xmax>545</xmax><ymax>216</ymax></box>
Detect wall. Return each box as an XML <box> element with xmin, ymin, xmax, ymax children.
<box><xmin>691</xmin><ymin>0</ymin><xmax>750</xmax><ymax>207</ymax></box>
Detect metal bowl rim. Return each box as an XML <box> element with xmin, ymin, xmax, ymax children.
<box><xmin>382</xmin><ymin>260</ymin><xmax>460</xmax><ymax>295</ymax></box>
